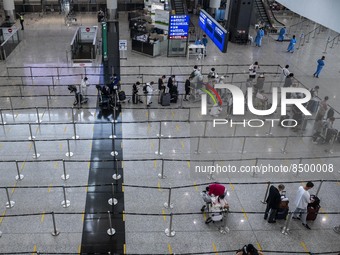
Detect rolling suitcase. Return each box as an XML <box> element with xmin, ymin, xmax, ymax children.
<box><xmin>276</xmin><ymin>200</ymin><xmax>289</xmax><ymax>220</ymax></box>
<box><xmin>132</xmin><ymin>93</ymin><xmax>138</xmax><ymax>104</ymax></box>
<box><xmin>161</xmin><ymin>93</ymin><xmax>171</xmax><ymax>106</ymax></box>
<box><xmin>119</xmin><ymin>91</ymin><xmax>126</xmax><ymax>101</ymax></box>
<box><xmin>307</xmin><ymin>195</ymin><xmax>320</xmax><ymax>221</ymax></box>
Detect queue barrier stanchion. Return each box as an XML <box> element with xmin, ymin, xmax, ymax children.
<box><xmin>239</xmin><ymin>136</ymin><xmax>247</xmax><ymax>154</ymax></box>
<box><xmin>9</xmin><ymin>97</ymin><xmax>14</xmax><ymax>120</ymax></box>
<box><xmin>51</xmin><ymin>212</ymin><xmax>60</xmax><ymax>236</ymax></box>
<box><xmin>28</xmin><ymin>123</ymin><xmax>35</xmax><ymax>140</ymax></box>
<box><xmin>48</xmin><ymin>86</ymin><xmax>52</xmax><ymax>99</ymax></box>
<box><xmin>252</xmin><ymin>158</ymin><xmax>259</xmax><ymax>177</ymax></box>
<box><xmin>325</xmin><ymin>136</ymin><xmax>335</xmax><ymax>154</ymax></box>
<box><xmin>155</xmin><ymin>122</ymin><xmax>163</xmax><ymax>156</ymax></box>
<box><xmin>5</xmin><ymin>187</ymin><xmax>15</xmax><ymax>208</ymax></box>
<box><xmin>56</xmin><ymin>68</ymin><xmax>61</xmax><ymax>80</ymax></box>
<box><xmin>111</xmin><ymin>135</ymin><xmax>118</xmax><ymax>157</ymax></box>
<box><xmin>32</xmin><ymin>138</ymin><xmax>40</xmax><ymax>159</ymax></box>
<box><xmin>65</xmin><ymin>139</ymin><xmax>73</xmax><ymax>157</ymax></box>
<box><xmin>35</xmin><ymin>107</ymin><xmax>41</xmax><ymax>124</ymax></box>
<box><xmin>208</xmin><ymin>160</ymin><xmax>215</xmax><ymax>180</ymax></box>
<box><xmin>281</xmin><ymin>212</ymin><xmax>292</xmax><ymax>235</ymax></box>
<box><xmin>179</xmin><ymin>94</ymin><xmax>184</xmax><ymax>108</ymax></box>
<box><xmin>107</xmin><ymin>211</ymin><xmax>116</xmax><ymax>236</ymax></box>
<box><xmin>281</xmin><ymin>137</ymin><xmax>289</xmax><ymax>154</ymax></box>
<box><xmin>165</xmin><ymin>212</ymin><xmax>175</xmax><ymax>237</ymax></box>
<box><xmin>0</xmin><ymin>109</ymin><xmax>6</xmax><ymax>125</ymax></box>
<box><xmin>71</xmin><ymin>108</ymin><xmax>79</xmax><ymax>139</ymax></box>
<box><xmin>219</xmin><ymin>210</ymin><xmax>230</xmax><ymax>234</ymax></box>
<box><xmin>61</xmin><ymin>159</ymin><xmax>70</xmax><ymax>181</ymax></box>
<box><xmin>158</xmin><ymin>159</ymin><xmax>166</xmax><ymax>179</ymax></box>
<box><xmin>112</xmin><ymin>159</ymin><xmax>121</xmax><ymax>180</ymax></box>
<box><xmin>19</xmin><ymin>85</ymin><xmax>23</xmax><ymax>98</ymax></box>
<box><xmin>265</xmin><ymin>122</ymin><xmax>273</xmax><ymax>136</ymax></box>
<box><xmin>109</xmin><ymin>121</ymin><xmax>116</xmax><ymax>139</ymax></box>
<box><xmin>315</xmin><ymin>180</ymin><xmax>323</xmax><ymax>197</ymax></box>
<box><xmin>261</xmin><ymin>181</ymin><xmax>271</xmax><ymax>204</ymax></box>
<box><xmin>195</xmin><ymin>121</ymin><xmax>207</xmax><ymax>154</ymax></box>
<box><xmin>30</xmin><ymin>67</ymin><xmax>34</xmax><ymax>80</ymax></box>
<box><xmin>61</xmin><ymin>186</ymin><xmax>70</xmax><ymax>208</ymax></box>
<box><xmin>108</xmin><ymin>183</ymin><xmax>118</xmax><ymax>206</ymax></box>
<box><xmin>164</xmin><ymin>187</ymin><xmax>174</xmax><ymax>209</ymax></box>
<box><xmin>15</xmin><ymin>160</ymin><xmax>24</xmax><ymax>181</ymax></box>
<box><xmin>295</xmin><ymin>158</ymin><xmax>302</xmax><ymax>177</ymax></box>
<box><xmin>46</xmin><ymin>96</ymin><xmax>50</xmax><ymax>111</ymax></box>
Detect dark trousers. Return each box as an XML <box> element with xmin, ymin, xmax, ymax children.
<box><xmin>264</xmin><ymin>204</ymin><xmax>277</xmax><ymax>222</ymax></box>
<box><xmin>20</xmin><ymin>20</ymin><xmax>24</xmax><ymax>30</ymax></box>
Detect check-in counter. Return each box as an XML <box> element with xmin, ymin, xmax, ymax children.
<box><xmin>132</xmin><ymin>39</ymin><xmax>161</xmax><ymax>57</ymax></box>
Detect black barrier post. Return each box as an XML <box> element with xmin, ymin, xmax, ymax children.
<box><xmin>46</xmin><ymin>96</ymin><xmax>50</xmax><ymax>111</ymax></box>
<box><xmin>35</xmin><ymin>107</ymin><xmax>41</xmax><ymax>124</ymax></box>
<box><xmin>188</xmin><ymin>108</ymin><xmax>191</xmax><ymax>121</ymax></box>
<box><xmin>112</xmin><ymin>159</ymin><xmax>121</xmax><ymax>180</ymax></box>
<box><xmin>9</xmin><ymin>97</ymin><xmax>14</xmax><ymax>120</ymax></box>
<box><xmin>261</xmin><ymin>182</ymin><xmax>271</xmax><ymax>204</ymax></box>
<box><xmin>252</xmin><ymin>158</ymin><xmax>259</xmax><ymax>177</ymax></box>
<box><xmin>158</xmin><ymin>159</ymin><xmax>166</xmax><ymax>179</ymax></box>
<box><xmin>281</xmin><ymin>212</ymin><xmax>292</xmax><ymax>235</ymax></box>
<box><xmin>19</xmin><ymin>85</ymin><xmax>23</xmax><ymax>98</ymax></box>
<box><xmin>48</xmin><ymin>86</ymin><xmax>52</xmax><ymax>99</ymax></box>
<box><xmin>30</xmin><ymin>67</ymin><xmax>33</xmax><ymax>80</ymax></box>
<box><xmin>107</xmin><ymin>211</ymin><xmax>116</xmax><ymax>236</ymax></box>
<box><xmin>315</xmin><ymin>180</ymin><xmax>323</xmax><ymax>197</ymax></box>
<box><xmin>65</xmin><ymin>139</ymin><xmax>73</xmax><ymax>157</ymax></box>
<box><xmin>71</xmin><ymin>108</ymin><xmax>79</xmax><ymax>139</ymax></box>
<box><xmin>165</xmin><ymin>212</ymin><xmax>175</xmax><ymax>237</ymax></box>
<box><xmin>295</xmin><ymin>158</ymin><xmax>302</xmax><ymax>177</ymax></box>
<box><xmin>15</xmin><ymin>160</ymin><xmax>24</xmax><ymax>181</ymax></box>
<box><xmin>28</xmin><ymin>123</ymin><xmax>35</xmax><ymax>140</ymax></box>
<box><xmin>111</xmin><ymin>134</ymin><xmax>118</xmax><ymax>157</ymax></box>
<box><xmin>56</xmin><ymin>68</ymin><xmax>61</xmax><ymax>80</ymax></box>
<box><xmin>164</xmin><ymin>187</ymin><xmax>173</xmax><ymax>209</ymax></box>
<box><xmin>61</xmin><ymin>186</ymin><xmax>70</xmax><ymax>208</ymax></box>
<box><xmin>108</xmin><ymin>183</ymin><xmax>118</xmax><ymax>206</ymax></box>
<box><xmin>195</xmin><ymin>121</ymin><xmax>207</xmax><ymax>154</ymax></box>
<box><xmin>155</xmin><ymin>122</ymin><xmax>163</xmax><ymax>156</ymax></box>
<box><xmin>265</xmin><ymin>122</ymin><xmax>273</xmax><ymax>136</ymax></box>
<box><xmin>179</xmin><ymin>94</ymin><xmax>184</xmax><ymax>108</ymax></box>
<box><xmin>239</xmin><ymin>137</ymin><xmax>247</xmax><ymax>154</ymax></box>
<box><xmin>32</xmin><ymin>139</ymin><xmax>40</xmax><ymax>159</ymax></box>
<box><xmin>51</xmin><ymin>212</ymin><xmax>60</xmax><ymax>236</ymax></box>
<box><xmin>5</xmin><ymin>187</ymin><xmax>15</xmax><ymax>208</ymax></box>
<box><xmin>109</xmin><ymin>121</ymin><xmax>116</xmax><ymax>139</ymax></box>
<box><xmin>0</xmin><ymin>110</ymin><xmax>6</xmax><ymax>125</ymax></box>
<box><xmin>61</xmin><ymin>159</ymin><xmax>69</xmax><ymax>181</ymax></box>
<box><xmin>281</xmin><ymin>137</ymin><xmax>289</xmax><ymax>154</ymax></box>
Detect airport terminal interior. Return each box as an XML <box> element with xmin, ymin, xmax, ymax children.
<box><xmin>0</xmin><ymin>0</ymin><xmax>339</xmax><ymax>254</ymax></box>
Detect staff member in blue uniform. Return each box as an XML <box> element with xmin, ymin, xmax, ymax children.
<box><xmin>287</xmin><ymin>35</ymin><xmax>296</xmax><ymax>53</ymax></box>
<box><xmin>313</xmin><ymin>56</ymin><xmax>325</xmax><ymax>78</ymax></box>
<box><xmin>277</xmin><ymin>27</ymin><xmax>286</xmax><ymax>41</ymax></box>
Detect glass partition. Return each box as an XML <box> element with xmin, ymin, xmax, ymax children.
<box><xmin>0</xmin><ymin>28</ymin><xmax>20</xmax><ymax>60</ymax></box>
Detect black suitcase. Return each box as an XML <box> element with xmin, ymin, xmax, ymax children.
<box><xmin>276</xmin><ymin>208</ymin><xmax>288</xmax><ymax>220</ymax></box>
<box><xmin>307</xmin><ymin>195</ymin><xmax>320</xmax><ymax>221</ymax></box>
<box><xmin>132</xmin><ymin>93</ymin><xmax>138</xmax><ymax>104</ymax></box>
<box><xmin>119</xmin><ymin>91</ymin><xmax>126</xmax><ymax>101</ymax></box>
<box><xmin>161</xmin><ymin>93</ymin><xmax>171</xmax><ymax>106</ymax></box>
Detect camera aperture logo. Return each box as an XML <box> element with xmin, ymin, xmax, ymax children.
<box><xmin>200</xmin><ymin>84</ymin><xmax>312</xmax><ymax>128</ymax></box>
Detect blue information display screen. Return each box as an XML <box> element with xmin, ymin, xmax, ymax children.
<box><xmin>198</xmin><ymin>10</ymin><xmax>228</xmax><ymax>53</ymax></box>
<box><xmin>169</xmin><ymin>15</ymin><xmax>190</xmax><ymax>39</ymax></box>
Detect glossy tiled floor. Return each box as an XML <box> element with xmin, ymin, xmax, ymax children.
<box><xmin>0</xmin><ymin>11</ymin><xmax>339</xmax><ymax>255</ymax></box>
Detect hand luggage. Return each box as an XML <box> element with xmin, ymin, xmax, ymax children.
<box><xmin>205</xmin><ymin>206</ymin><xmax>223</xmax><ymax>224</ymax></box>
<box><xmin>276</xmin><ymin>199</ymin><xmax>289</xmax><ymax>220</ymax></box>
<box><xmin>161</xmin><ymin>93</ymin><xmax>171</xmax><ymax>106</ymax></box>
<box><xmin>132</xmin><ymin>93</ymin><xmax>138</xmax><ymax>104</ymax></box>
<box><xmin>325</xmin><ymin>129</ymin><xmax>338</xmax><ymax>143</ymax></box>
<box><xmin>307</xmin><ymin>195</ymin><xmax>320</xmax><ymax>221</ymax></box>
<box><xmin>118</xmin><ymin>91</ymin><xmax>126</xmax><ymax>101</ymax></box>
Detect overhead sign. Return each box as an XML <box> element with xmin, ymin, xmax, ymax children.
<box><xmin>169</xmin><ymin>15</ymin><xmax>190</xmax><ymax>39</ymax></box>
<box><xmin>198</xmin><ymin>10</ymin><xmax>228</xmax><ymax>53</ymax></box>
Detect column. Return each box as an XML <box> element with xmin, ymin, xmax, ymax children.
<box><xmin>107</xmin><ymin>0</ymin><xmax>117</xmax><ymax>20</ymax></box>
<box><xmin>209</xmin><ymin>0</ymin><xmax>221</xmax><ymax>16</ymax></box>
<box><xmin>3</xmin><ymin>0</ymin><xmax>15</xmax><ymax>23</ymax></box>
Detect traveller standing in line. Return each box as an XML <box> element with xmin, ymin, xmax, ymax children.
<box><xmin>184</xmin><ymin>78</ymin><xmax>190</xmax><ymax>101</ymax></box>
<box><xmin>313</xmin><ymin>56</ymin><xmax>325</xmax><ymax>78</ymax></box>
<box><xmin>158</xmin><ymin>75</ymin><xmax>166</xmax><ymax>94</ymax></box>
<box><xmin>315</xmin><ymin>96</ymin><xmax>329</xmax><ymax>121</ymax></box>
<box><xmin>80</xmin><ymin>76</ymin><xmax>89</xmax><ymax>98</ymax></box>
<box><xmin>277</xmin><ymin>27</ymin><xmax>286</xmax><ymax>41</ymax></box>
<box><xmin>255</xmin><ymin>28</ymin><xmax>265</xmax><ymax>47</ymax></box>
<box><xmin>264</xmin><ymin>184</ymin><xmax>285</xmax><ymax>223</ymax></box>
<box><xmin>202</xmin><ymin>34</ymin><xmax>208</xmax><ymax>56</ymax></box>
<box><xmin>287</xmin><ymin>35</ymin><xmax>296</xmax><ymax>53</ymax></box>
<box><xmin>249</xmin><ymin>62</ymin><xmax>259</xmax><ymax>80</ymax></box>
<box><xmin>292</xmin><ymin>181</ymin><xmax>314</xmax><ymax>230</ymax></box>
<box><xmin>167</xmin><ymin>75</ymin><xmax>175</xmax><ymax>91</ymax></box>
<box><xmin>145</xmin><ymin>81</ymin><xmax>154</xmax><ymax>107</ymax></box>
<box><xmin>281</xmin><ymin>65</ymin><xmax>290</xmax><ymax>83</ymax></box>
<box><xmin>283</xmin><ymin>73</ymin><xmax>294</xmax><ymax>87</ymax></box>
<box><xmin>236</xmin><ymin>244</ymin><xmax>264</xmax><ymax>255</ymax></box>
<box><xmin>17</xmin><ymin>13</ymin><xmax>24</xmax><ymax>30</ymax></box>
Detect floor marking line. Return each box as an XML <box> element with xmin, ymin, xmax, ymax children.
<box><xmin>11</xmin><ymin>183</ymin><xmax>17</xmax><ymax>194</ymax></box>
<box><xmin>181</xmin><ymin>141</ymin><xmax>185</xmax><ymax>149</ymax></box>
<box><xmin>194</xmin><ymin>182</ymin><xmax>198</xmax><ymax>192</ymax></box>
<box><xmin>82</xmin><ymin>211</ymin><xmax>85</xmax><ymax>223</ymax></box>
<box><xmin>124</xmin><ymin>244</ymin><xmax>126</xmax><ymax>254</ymax></box>
<box><xmin>256</xmin><ymin>242</ymin><xmax>262</xmax><ymax>251</ymax></box>
<box><xmin>300</xmin><ymin>241</ymin><xmax>310</xmax><ymax>253</ymax></box>
<box><xmin>229</xmin><ymin>183</ymin><xmax>235</xmax><ymax>191</ymax></box>
<box><xmin>64</xmin><ymin>126</ymin><xmax>67</xmax><ymax>133</ymax></box>
<box><xmin>187</xmin><ymin>161</ymin><xmax>190</xmax><ymax>168</ymax></box>
<box><xmin>0</xmin><ymin>210</ymin><xmax>6</xmax><ymax>224</ymax></box>
<box><xmin>122</xmin><ymin>183</ymin><xmax>124</xmax><ymax>192</ymax></box>
<box><xmin>53</xmin><ymin>162</ymin><xmax>59</xmax><ymax>169</ymax></box>
<box><xmin>242</xmin><ymin>208</ymin><xmax>248</xmax><ymax>221</ymax></box>
<box><xmin>157</xmin><ymin>181</ymin><xmax>161</xmax><ymax>191</ymax></box>
<box><xmin>168</xmin><ymin>243</ymin><xmax>173</xmax><ymax>254</ymax></box>
<box><xmin>32</xmin><ymin>245</ymin><xmax>37</xmax><ymax>255</ymax></box>
<box><xmin>41</xmin><ymin>211</ymin><xmax>45</xmax><ymax>223</ymax></box>
<box><xmin>48</xmin><ymin>185</ymin><xmax>52</xmax><ymax>193</ymax></box>
<box><xmin>162</xmin><ymin>209</ymin><xmax>166</xmax><ymax>221</ymax></box>
<box><xmin>203</xmin><ymin>211</ymin><xmax>207</xmax><ymax>221</ymax></box>
<box><xmin>78</xmin><ymin>245</ymin><xmax>81</xmax><ymax>254</ymax></box>
<box><xmin>20</xmin><ymin>161</ymin><xmax>26</xmax><ymax>171</ymax></box>
<box><xmin>59</xmin><ymin>143</ymin><xmax>63</xmax><ymax>151</ymax></box>
<box><xmin>212</xmin><ymin>242</ymin><xmax>218</xmax><ymax>255</ymax></box>
<box><xmin>154</xmin><ymin>160</ymin><xmax>157</xmax><ymax>169</ymax></box>
<box><xmin>123</xmin><ymin>211</ymin><xmax>125</xmax><ymax>221</ymax></box>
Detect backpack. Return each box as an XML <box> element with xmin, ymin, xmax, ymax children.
<box><xmin>143</xmin><ymin>84</ymin><xmax>149</xmax><ymax>94</ymax></box>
